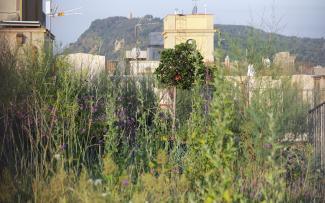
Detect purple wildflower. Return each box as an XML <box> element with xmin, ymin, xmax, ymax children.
<box><xmin>172</xmin><ymin>167</ymin><xmax>179</xmax><ymax>174</ymax></box>
<box><xmin>263</xmin><ymin>143</ymin><xmax>273</xmax><ymax>149</ymax></box>
<box><xmin>97</xmin><ymin>114</ymin><xmax>106</xmax><ymax>121</ymax></box>
<box><xmin>122</xmin><ymin>179</ymin><xmax>129</xmax><ymax>187</ymax></box>
<box><xmin>61</xmin><ymin>143</ymin><xmax>68</xmax><ymax>150</ymax></box>
<box><xmin>98</xmin><ymin>139</ymin><xmax>104</xmax><ymax>145</ymax></box>
<box><xmin>92</xmin><ymin>106</ymin><xmax>98</xmax><ymax>113</ymax></box>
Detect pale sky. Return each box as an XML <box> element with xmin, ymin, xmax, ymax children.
<box><xmin>47</xmin><ymin>0</ymin><xmax>325</xmax><ymax>46</ymax></box>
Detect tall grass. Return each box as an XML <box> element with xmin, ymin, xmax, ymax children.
<box><xmin>0</xmin><ymin>38</ymin><xmax>323</xmax><ymax>202</ymax></box>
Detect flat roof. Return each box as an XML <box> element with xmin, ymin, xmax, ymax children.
<box><xmin>0</xmin><ymin>21</ymin><xmax>55</xmax><ymax>40</ymax></box>
<box><xmin>164</xmin><ymin>13</ymin><xmax>214</xmax><ymax>17</ymax></box>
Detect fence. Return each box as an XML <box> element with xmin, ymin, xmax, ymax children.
<box><xmin>308</xmin><ymin>101</ymin><xmax>325</xmax><ymax>175</ymax></box>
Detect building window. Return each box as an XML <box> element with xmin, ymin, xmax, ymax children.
<box><xmin>16</xmin><ymin>33</ymin><xmax>26</xmax><ymax>46</ymax></box>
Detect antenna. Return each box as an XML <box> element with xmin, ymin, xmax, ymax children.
<box><xmin>204</xmin><ymin>4</ymin><xmax>207</xmax><ymax>14</ymax></box>
<box><xmin>45</xmin><ymin>0</ymin><xmax>82</xmax><ymax>31</ymax></box>
<box><xmin>192</xmin><ymin>0</ymin><xmax>199</xmax><ymax>14</ymax></box>
<box><xmin>193</xmin><ymin>0</ymin><xmax>199</xmax><ymax>7</ymax></box>
<box><xmin>49</xmin><ymin>7</ymin><xmax>83</xmax><ymax>17</ymax></box>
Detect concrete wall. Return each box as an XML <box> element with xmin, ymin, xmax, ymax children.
<box><xmin>274</xmin><ymin>52</ymin><xmax>296</xmax><ymax>74</ymax></box>
<box><xmin>125</xmin><ymin>48</ymin><xmax>147</xmax><ymax>60</ymax></box>
<box><xmin>163</xmin><ymin>14</ymin><xmax>215</xmax><ymax>63</ymax></box>
<box><xmin>147</xmin><ymin>47</ymin><xmax>162</xmax><ymax>60</ymax></box>
<box><xmin>313</xmin><ymin>66</ymin><xmax>325</xmax><ymax>75</ymax></box>
<box><xmin>164</xmin><ymin>14</ymin><xmax>214</xmax><ymax>30</ymax></box>
<box><xmin>0</xmin><ymin>27</ymin><xmax>53</xmax><ymax>52</ymax></box>
<box><xmin>66</xmin><ymin>53</ymin><xmax>106</xmax><ymax>77</ymax></box>
<box><xmin>129</xmin><ymin>60</ymin><xmax>160</xmax><ymax>75</ymax></box>
<box><xmin>226</xmin><ymin>75</ymin><xmax>325</xmax><ymax>106</ymax></box>
<box><xmin>0</xmin><ymin>0</ymin><xmax>45</xmax><ymax>25</ymax></box>
<box><xmin>0</xmin><ymin>0</ymin><xmax>20</xmax><ymax>21</ymax></box>
<box><xmin>149</xmin><ymin>32</ymin><xmax>163</xmax><ymax>46</ymax></box>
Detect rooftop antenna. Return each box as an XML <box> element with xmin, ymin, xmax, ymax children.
<box><xmin>204</xmin><ymin>3</ymin><xmax>207</xmax><ymax>14</ymax></box>
<box><xmin>50</xmin><ymin>7</ymin><xmax>83</xmax><ymax>17</ymax></box>
<box><xmin>192</xmin><ymin>0</ymin><xmax>199</xmax><ymax>14</ymax></box>
<box><xmin>45</xmin><ymin>0</ymin><xmax>82</xmax><ymax>32</ymax></box>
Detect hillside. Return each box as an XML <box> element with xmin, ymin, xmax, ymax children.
<box><xmin>66</xmin><ymin>15</ymin><xmax>325</xmax><ymax>66</ymax></box>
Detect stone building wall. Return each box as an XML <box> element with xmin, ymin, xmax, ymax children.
<box><xmin>0</xmin><ymin>27</ymin><xmax>52</xmax><ymax>51</ymax></box>
<box><xmin>163</xmin><ymin>14</ymin><xmax>215</xmax><ymax>62</ymax></box>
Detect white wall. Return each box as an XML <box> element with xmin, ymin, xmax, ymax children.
<box><xmin>66</xmin><ymin>53</ymin><xmax>105</xmax><ymax>77</ymax></box>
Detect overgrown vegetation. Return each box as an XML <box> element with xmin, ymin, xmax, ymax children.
<box><xmin>0</xmin><ymin>33</ymin><xmax>324</xmax><ymax>203</ymax></box>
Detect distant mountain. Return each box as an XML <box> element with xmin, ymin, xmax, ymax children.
<box><xmin>65</xmin><ymin>15</ymin><xmax>325</xmax><ymax>66</ymax></box>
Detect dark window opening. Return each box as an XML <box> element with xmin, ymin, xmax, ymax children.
<box><xmin>16</xmin><ymin>33</ymin><xmax>26</xmax><ymax>45</ymax></box>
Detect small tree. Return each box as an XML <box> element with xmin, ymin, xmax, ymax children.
<box><xmin>155</xmin><ymin>42</ymin><xmax>206</xmax><ymax>132</ymax></box>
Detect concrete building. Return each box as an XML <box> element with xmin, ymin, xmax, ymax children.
<box><xmin>125</xmin><ymin>47</ymin><xmax>148</xmax><ymax>74</ymax></box>
<box><xmin>313</xmin><ymin>66</ymin><xmax>325</xmax><ymax>76</ymax></box>
<box><xmin>66</xmin><ymin>53</ymin><xmax>106</xmax><ymax>77</ymax></box>
<box><xmin>0</xmin><ymin>21</ymin><xmax>54</xmax><ymax>51</ymax></box>
<box><xmin>0</xmin><ymin>0</ymin><xmax>52</xmax><ymax>52</ymax></box>
<box><xmin>66</xmin><ymin>53</ymin><xmax>120</xmax><ymax>77</ymax></box>
<box><xmin>273</xmin><ymin>52</ymin><xmax>296</xmax><ymax>74</ymax></box>
<box><xmin>163</xmin><ymin>14</ymin><xmax>215</xmax><ymax>62</ymax></box>
<box><xmin>147</xmin><ymin>32</ymin><xmax>164</xmax><ymax>61</ymax></box>
<box><xmin>125</xmin><ymin>48</ymin><xmax>148</xmax><ymax>60</ymax></box>
<box><xmin>0</xmin><ymin>0</ymin><xmax>45</xmax><ymax>25</ymax></box>
<box><xmin>0</xmin><ymin>0</ymin><xmax>21</xmax><ymax>21</ymax></box>
<box><xmin>106</xmin><ymin>60</ymin><xmax>119</xmax><ymax>74</ymax></box>
<box><xmin>129</xmin><ymin>61</ymin><xmax>160</xmax><ymax>75</ymax></box>
<box><xmin>125</xmin><ymin>32</ymin><xmax>163</xmax><ymax>75</ymax></box>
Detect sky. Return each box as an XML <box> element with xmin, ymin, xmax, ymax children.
<box><xmin>47</xmin><ymin>0</ymin><xmax>325</xmax><ymax>46</ymax></box>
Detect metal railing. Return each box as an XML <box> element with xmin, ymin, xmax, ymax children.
<box><xmin>309</xmin><ymin>101</ymin><xmax>325</xmax><ymax>174</ymax></box>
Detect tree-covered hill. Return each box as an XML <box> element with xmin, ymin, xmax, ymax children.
<box><xmin>65</xmin><ymin>15</ymin><xmax>325</xmax><ymax>66</ymax></box>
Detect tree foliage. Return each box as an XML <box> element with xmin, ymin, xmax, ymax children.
<box><xmin>154</xmin><ymin>42</ymin><xmax>206</xmax><ymax>90</ymax></box>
